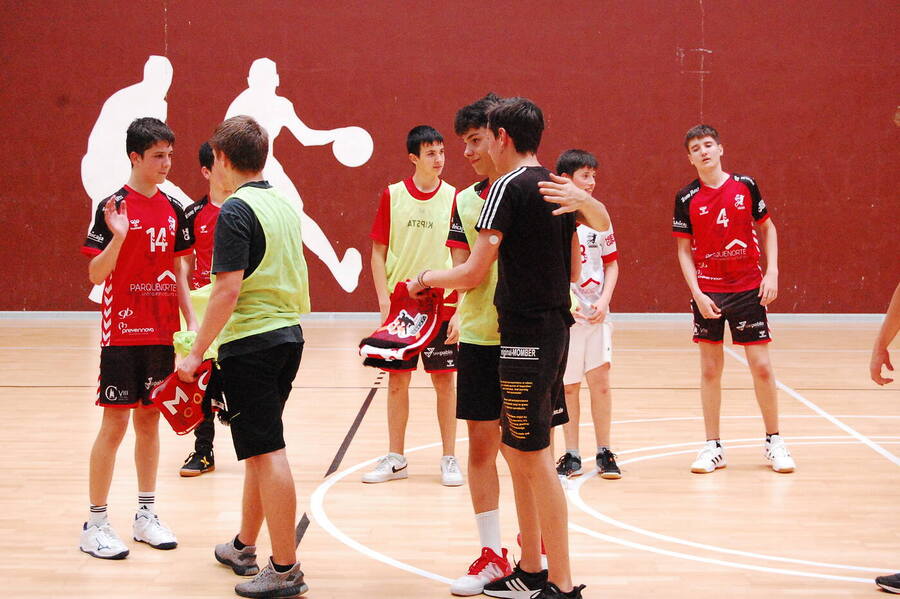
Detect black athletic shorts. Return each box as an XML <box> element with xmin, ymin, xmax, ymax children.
<box><xmin>691</xmin><ymin>288</ymin><xmax>772</xmax><ymax>345</ymax></box>
<box><xmin>497</xmin><ymin>310</ymin><xmax>570</xmax><ymax>452</ymax></box>
<box><xmin>97</xmin><ymin>345</ymin><xmax>174</xmax><ymax>408</ymax></box>
<box><xmin>363</xmin><ymin>321</ymin><xmax>458</xmax><ymax>373</ymax></box>
<box><xmin>220</xmin><ymin>342</ymin><xmax>303</xmax><ymax>460</ymax></box>
<box><xmin>457</xmin><ymin>343</ymin><xmax>502</xmax><ymax>421</ymax></box>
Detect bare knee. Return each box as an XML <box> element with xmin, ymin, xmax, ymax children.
<box><xmin>430</xmin><ymin>372</ymin><xmax>455</xmax><ymax>394</ymax></box>
<box><xmin>131</xmin><ymin>408</ymin><xmax>160</xmax><ymax>438</ymax></box>
<box><xmin>97</xmin><ymin>409</ymin><xmax>130</xmax><ymax>445</ymax></box>
<box><xmin>748</xmin><ymin>358</ymin><xmax>774</xmax><ymax>384</ymax></box>
<box><xmin>388</xmin><ymin>372</ymin><xmax>411</xmax><ymax>395</ymax></box>
<box><xmin>468</xmin><ymin>423</ymin><xmax>500</xmax><ymax>467</ymax></box>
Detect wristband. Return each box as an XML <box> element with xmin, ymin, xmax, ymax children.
<box><xmin>417</xmin><ymin>269</ymin><xmax>431</xmax><ymax>289</ymax></box>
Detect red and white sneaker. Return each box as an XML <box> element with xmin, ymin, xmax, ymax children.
<box><xmin>516</xmin><ymin>533</ymin><xmax>548</xmax><ymax>570</ymax></box>
<box><xmin>450</xmin><ymin>547</ymin><xmax>513</xmax><ymax>596</ymax></box>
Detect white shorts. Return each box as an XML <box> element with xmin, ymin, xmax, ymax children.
<box><xmin>564</xmin><ymin>321</ymin><xmax>612</xmax><ymax>385</ymax></box>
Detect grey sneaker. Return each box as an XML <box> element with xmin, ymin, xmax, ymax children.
<box><xmin>215</xmin><ymin>537</ymin><xmax>260</xmax><ymax>576</ymax></box>
<box><xmin>235</xmin><ymin>557</ymin><xmax>308</xmax><ymax>598</ymax></box>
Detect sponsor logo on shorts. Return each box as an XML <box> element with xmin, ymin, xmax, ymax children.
<box><xmin>144</xmin><ymin>376</ymin><xmax>162</xmax><ymax>390</ymax></box>
<box><xmin>423</xmin><ymin>347</ymin><xmax>454</xmax><ymax>358</ymax></box>
<box><xmin>758</xmin><ymin>330</ymin><xmax>768</xmax><ymax>338</ymax></box>
<box><xmin>736</xmin><ymin>320</ymin><xmax>765</xmax><ymax>332</ymax></box>
<box><xmin>693</xmin><ymin>323</ymin><xmax>709</xmax><ymax>337</ymax></box>
<box><xmin>500</xmin><ymin>346</ymin><xmax>539</xmax><ymax>360</ymax></box>
<box><xmin>386</xmin><ymin>309</ymin><xmax>427</xmax><ymax>338</ymax></box>
<box><xmin>104</xmin><ymin>385</ymin><xmax>128</xmax><ymax>401</ymax></box>
<box><xmin>553</xmin><ymin>407</ymin><xmax>564</xmax><ymax>415</ymax></box>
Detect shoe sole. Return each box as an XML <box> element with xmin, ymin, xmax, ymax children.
<box><xmin>215</xmin><ymin>552</ymin><xmax>260</xmax><ymax>576</ymax></box>
<box><xmin>600</xmin><ymin>471</ymin><xmax>622</xmax><ymax>479</ymax></box>
<box><xmin>80</xmin><ymin>546</ymin><xmax>129</xmax><ymax>560</ymax></box>
<box><xmin>134</xmin><ymin>537</ymin><xmax>177</xmax><ymax>550</ymax></box>
<box><xmin>361</xmin><ymin>471</ymin><xmax>408</xmax><ymax>484</ymax></box>
<box><xmin>691</xmin><ymin>464</ymin><xmax>726</xmax><ymax>474</ymax></box>
<box><xmin>235</xmin><ymin>582</ymin><xmax>309</xmax><ymax>598</ymax></box>
<box><xmin>876</xmin><ymin>582</ymin><xmax>900</xmax><ymax>593</ymax></box>
<box><xmin>442</xmin><ymin>478</ymin><xmax>465</xmax><ymax>487</ymax></box>
<box><xmin>772</xmin><ymin>466</ymin><xmax>795</xmax><ymax>473</ymax></box>
<box><xmin>180</xmin><ymin>465</ymin><xmax>215</xmax><ymax>477</ymax></box>
<box><xmin>483</xmin><ymin>589</ymin><xmax>540</xmax><ymax>599</ymax></box>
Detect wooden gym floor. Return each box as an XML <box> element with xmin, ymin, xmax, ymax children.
<box><xmin>1</xmin><ymin>314</ymin><xmax>897</xmax><ymax>598</ymax></box>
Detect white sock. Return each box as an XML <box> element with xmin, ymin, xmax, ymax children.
<box><xmin>89</xmin><ymin>504</ymin><xmax>108</xmax><ymax>526</ymax></box>
<box><xmin>474</xmin><ymin>510</ymin><xmax>502</xmax><ymax>554</ymax></box>
<box><xmin>566</xmin><ymin>448</ymin><xmax>581</xmax><ymax>459</ymax></box>
<box><xmin>138</xmin><ymin>492</ymin><xmax>155</xmax><ymax>514</ymax></box>
<box><xmin>387</xmin><ymin>452</ymin><xmax>406</xmax><ymax>464</ymax></box>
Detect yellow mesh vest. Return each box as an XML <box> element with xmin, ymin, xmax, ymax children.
<box><xmin>455</xmin><ymin>182</ymin><xmax>499</xmax><ymax>345</ymax></box>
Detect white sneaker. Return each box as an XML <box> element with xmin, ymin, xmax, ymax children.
<box><xmin>133</xmin><ymin>508</ymin><xmax>178</xmax><ymax>549</ymax></box>
<box><xmin>450</xmin><ymin>547</ymin><xmax>513</xmax><ymax>596</ymax></box>
<box><xmin>765</xmin><ymin>435</ymin><xmax>796</xmax><ymax>473</ymax></box>
<box><xmin>441</xmin><ymin>455</ymin><xmax>464</xmax><ymax>487</ymax></box>
<box><xmin>690</xmin><ymin>440</ymin><xmax>727</xmax><ymax>473</ymax></box>
<box><xmin>361</xmin><ymin>454</ymin><xmax>408</xmax><ymax>483</ymax></box>
<box><xmin>80</xmin><ymin>520</ymin><xmax>129</xmax><ymax>559</ymax></box>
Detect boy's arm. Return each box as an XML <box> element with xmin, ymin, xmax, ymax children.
<box><xmin>588</xmin><ymin>260</ymin><xmax>618</xmax><ymax>325</ymax></box>
<box><xmin>570</xmin><ymin>231</ymin><xmax>581</xmax><ymax>283</ymax></box>
<box><xmin>676</xmin><ymin>236</ymin><xmax>721</xmax><ymax>318</ymax></box>
<box><xmin>871</xmin><ymin>281</ymin><xmax>900</xmax><ymax>385</ymax></box>
<box><xmin>408</xmin><ymin>229</ymin><xmax>500</xmax><ymax>296</ymax></box>
<box><xmin>176</xmin><ymin>270</ymin><xmax>243</xmax><ymax>382</ymax></box>
<box><xmin>88</xmin><ymin>199</ymin><xmax>129</xmax><ymax>284</ymax></box>
<box><xmin>445</xmin><ymin>247</ymin><xmax>471</xmax><ymax>345</ymax></box>
<box><xmin>757</xmin><ymin>218</ymin><xmax>779</xmax><ymax>306</ymax></box>
<box><xmin>371</xmin><ymin>241</ymin><xmax>390</xmax><ymax>320</ymax></box>
<box><xmin>538</xmin><ymin>174</ymin><xmax>611</xmax><ymax>231</ymax></box>
<box><xmin>174</xmin><ymin>255</ymin><xmax>198</xmax><ymax>331</ymax></box>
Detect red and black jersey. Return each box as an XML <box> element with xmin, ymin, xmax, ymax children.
<box><xmin>81</xmin><ymin>186</ymin><xmax>193</xmax><ymax>347</ymax></box>
<box><xmin>183</xmin><ymin>195</ymin><xmax>220</xmax><ymax>289</ymax></box>
<box><xmin>672</xmin><ymin>174</ymin><xmax>769</xmax><ymax>293</ymax></box>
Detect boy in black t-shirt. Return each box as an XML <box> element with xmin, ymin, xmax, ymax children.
<box><xmin>409</xmin><ymin>98</ymin><xmax>599</xmax><ymax>599</ymax></box>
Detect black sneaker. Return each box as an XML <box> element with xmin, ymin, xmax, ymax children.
<box><xmin>180</xmin><ymin>451</ymin><xmax>214</xmax><ymax>477</ymax></box>
<box><xmin>597</xmin><ymin>448</ymin><xmax>621</xmax><ymax>479</ymax></box>
<box><xmin>534</xmin><ymin>583</ymin><xmax>586</xmax><ymax>599</ymax></box>
<box><xmin>555</xmin><ymin>452</ymin><xmax>583</xmax><ymax>478</ymax></box>
<box><xmin>483</xmin><ymin>563</ymin><xmax>548</xmax><ymax>598</ymax></box>
<box><xmin>876</xmin><ymin>573</ymin><xmax>900</xmax><ymax>593</ymax></box>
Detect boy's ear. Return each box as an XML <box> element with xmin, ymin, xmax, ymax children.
<box><xmin>128</xmin><ymin>151</ymin><xmax>141</xmax><ymax>167</ymax></box>
<box><xmin>408</xmin><ymin>152</ymin><xmax>419</xmax><ymax>166</ymax></box>
<box><xmin>200</xmin><ymin>166</ymin><xmax>211</xmax><ymax>181</ymax></box>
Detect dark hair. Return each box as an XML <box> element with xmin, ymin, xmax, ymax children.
<box><xmin>684</xmin><ymin>124</ymin><xmax>720</xmax><ymax>149</ymax></box>
<box><xmin>487</xmin><ymin>97</ymin><xmax>543</xmax><ymax>154</ymax></box>
<box><xmin>454</xmin><ymin>93</ymin><xmax>502</xmax><ymax>136</ymax></box>
<box><xmin>209</xmin><ymin>115</ymin><xmax>268</xmax><ymax>173</ymax></box>
<box><xmin>198</xmin><ymin>141</ymin><xmax>213</xmax><ymax>170</ymax></box>
<box><xmin>406</xmin><ymin>125</ymin><xmax>443</xmax><ymax>156</ymax></box>
<box><xmin>126</xmin><ymin>117</ymin><xmax>175</xmax><ymax>157</ymax></box>
<box><xmin>556</xmin><ymin>149</ymin><xmax>598</xmax><ymax>176</ymax></box>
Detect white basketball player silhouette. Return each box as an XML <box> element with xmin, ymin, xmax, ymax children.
<box><xmin>81</xmin><ymin>55</ymin><xmax>192</xmax><ymax>302</ymax></box>
<box><xmin>225</xmin><ymin>58</ymin><xmax>373</xmax><ymax>293</ymax></box>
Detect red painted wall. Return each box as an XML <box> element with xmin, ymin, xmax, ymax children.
<box><xmin>3</xmin><ymin>1</ymin><xmax>897</xmax><ymax>312</ymax></box>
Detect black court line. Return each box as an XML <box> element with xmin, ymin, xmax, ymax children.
<box><xmin>295</xmin><ymin>370</ymin><xmax>386</xmax><ymax>547</ymax></box>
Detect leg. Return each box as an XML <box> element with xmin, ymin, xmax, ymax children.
<box><xmin>560</xmin><ymin>382</ymin><xmax>581</xmax><ymax>451</ymax></box>
<box><xmin>585</xmin><ymin>364</ymin><xmax>611</xmax><ymax>448</ymax></box>
<box><xmin>698</xmin><ymin>342</ymin><xmax>724</xmax><ymax>439</ymax></box>
<box><xmin>132</xmin><ymin>407</ymin><xmax>160</xmax><ymax>494</ymax></box>
<box><xmin>387</xmin><ymin>371</ymin><xmax>412</xmax><ymax>455</ymax></box>
<box><xmin>501</xmin><ymin>445</ymin><xmax>573</xmax><ymax>591</ymax></box>
<box><xmin>466</xmin><ymin>420</ymin><xmax>501</xmax><ymax>514</ymax></box>
<box><xmin>89</xmin><ymin>408</ymin><xmax>131</xmax><ymax>505</ymax></box>
<box><xmin>744</xmin><ymin>343</ymin><xmax>779</xmax><ymax>434</ymax></box>
<box><xmin>245</xmin><ymin>449</ymin><xmax>297</xmax><ymax>565</ymax></box>
<box><xmin>431</xmin><ymin>371</ymin><xmax>457</xmax><ymax>456</ymax></box>
<box><xmin>238</xmin><ymin>459</ymin><xmax>265</xmax><ymax>546</ymax></box>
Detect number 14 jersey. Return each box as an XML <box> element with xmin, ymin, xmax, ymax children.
<box><xmin>82</xmin><ymin>186</ymin><xmax>192</xmax><ymax>346</ymax></box>
<box><xmin>672</xmin><ymin>173</ymin><xmax>769</xmax><ymax>293</ymax></box>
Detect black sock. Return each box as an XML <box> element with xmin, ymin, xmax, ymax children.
<box><xmin>233</xmin><ymin>534</ymin><xmax>247</xmax><ymax>550</ymax></box>
<box><xmin>766</xmin><ymin>432</ymin><xmax>779</xmax><ymax>442</ymax></box>
<box><xmin>272</xmin><ymin>560</ymin><xmax>295</xmax><ymax>573</ymax></box>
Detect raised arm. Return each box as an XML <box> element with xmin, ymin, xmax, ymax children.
<box><xmin>538</xmin><ymin>173</ymin><xmax>611</xmax><ymax>231</ymax></box>
<box><xmin>88</xmin><ymin>200</ymin><xmax>128</xmax><ymax>285</ymax></box>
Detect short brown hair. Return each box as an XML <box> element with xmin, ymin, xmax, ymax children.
<box><xmin>684</xmin><ymin>124</ymin><xmax>720</xmax><ymax>149</ymax></box>
<box><xmin>209</xmin><ymin>116</ymin><xmax>268</xmax><ymax>173</ymax></box>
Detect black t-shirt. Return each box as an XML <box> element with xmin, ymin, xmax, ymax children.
<box><xmin>211</xmin><ymin>180</ymin><xmax>301</xmax><ymax>360</ymax></box>
<box><xmin>475</xmin><ymin>166</ymin><xmax>576</xmax><ymax>315</ymax></box>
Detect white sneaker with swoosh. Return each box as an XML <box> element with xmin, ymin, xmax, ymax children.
<box><xmin>362</xmin><ymin>454</ymin><xmax>408</xmax><ymax>483</ymax></box>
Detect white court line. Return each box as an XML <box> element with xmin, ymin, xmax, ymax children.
<box><xmin>568</xmin><ymin>438</ymin><xmax>900</xmax><ymax>574</ymax></box>
<box><xmin>723</xmin><ymin>345</ymin><xmax>900</xmax><ymax>466</ymax></box>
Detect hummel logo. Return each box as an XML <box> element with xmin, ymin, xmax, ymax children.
<box><xmin>725</xmin><ymin>239</ymin><xmax>747</xmax><ymax>250</ymax></box>
<box><xmin>698</xmin><ymin>206</ymin><xmax>709</xmax><ymax>215</ymax></box>
<box><xmin>157</xmin><ymin>270</ymin><xmax>176</xmax><ymax>282</ymax></box>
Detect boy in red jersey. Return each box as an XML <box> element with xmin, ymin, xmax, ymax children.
<box><xmin>80</xmin><ymin>117</ymin><xmax>196</xmax><ymax>559</ymax></box>
<box><xmin>362</xmin><ymin>126</ymin><xmax>462</xmax><ymax>486</ymax></box>
<box><xmin>178</xmin><ymin>141</ymin><xmax>233</xmax><ymax>477</ymax></box>
<box><xmin>672</xmin><ymin>124</ymin><xmax>795</xmax><ymax>475</ymax></box>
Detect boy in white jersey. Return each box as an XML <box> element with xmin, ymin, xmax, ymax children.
<box><xmin>553</xmin><ymin>150</ymin><xmax>622</xmax><ymax>480</ymax></box>
<box><xmin>363</xmin><ymin>126</ymin><xmax>462</xmax><ymax>486</ymax></box>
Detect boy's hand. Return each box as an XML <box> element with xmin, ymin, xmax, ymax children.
<box><xmin>587</xmin><ymin>300</ymin><xmax>609</xmax><ymax>324</ymax></box>
<box><xmin>104</xmin><ymin>199</ymin><xmax>129</xmax><ymax>239</ymax></box>
<box><xmin>176</xmin><ymin>352</ymin><xmax>202</xmax><ymax>383</ymax></box>
<box><xmin>538</xmin><ymin>174</ymin><xmax>591</xmax><ymax>215</ymax></box>
<box><xmin>445</xmin><ymin>312</ymin><xmax>460</xmax><ymax>345</ymax></box>
<box><xmin>759</xmin><ymin>271</ymin><xmax>778</xmax><ymax>306</ymax></box>
<box><xmin>870</xmin><ymin>347</ymin><xmax>894</xmax><ymax>385</ymax></box>
<box><xmin>693</xmin><ymin>293</ymin><xmax>722</xmax><ymax>319</ymax></box>
<box><xmin>406</xmin><ymin>279</ymin><xmax>428</xmax><ymax>299</ymax></box>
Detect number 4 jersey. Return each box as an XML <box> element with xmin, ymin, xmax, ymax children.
<box><xmin>82</xmin><ymin>186</ymin><xmax>193</xmax><ymax>346</ymax></box>
<box><xmin>672</xmin><ymin>174</ymin><xmax>769</xmax><ymax>293</ymax></box>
